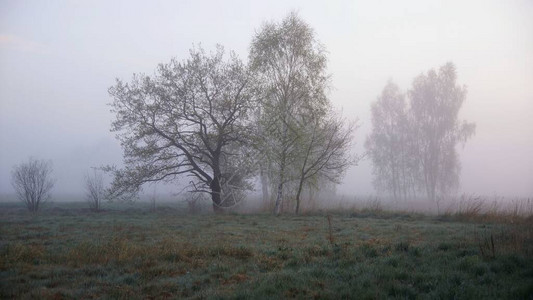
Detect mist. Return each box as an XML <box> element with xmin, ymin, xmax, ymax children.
<box><xmin>1</xmin><ymin>0</ymin><xmax>532</xmax><ymax>200</ymax></box>
<box><xmin>3</xmin><ymin>3</ymin><xmax>533</xmax><ymax>298</ymax></box>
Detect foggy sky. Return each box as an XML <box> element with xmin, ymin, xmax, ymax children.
<box><xmin>1</xmin><ymin>0</ymin><xmax>532</xmax><ymax>197</ymax></box>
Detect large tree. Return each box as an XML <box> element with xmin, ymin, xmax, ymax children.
<box><xmin>409</xmin><ymin>62</ymin><xmax>475</xmax><ymax>204</ymax></box>
<box><xmin>107</xmin><ymin>45</ymin><xmax>255</xmax><ymax>212</ymax></box>
<box><xmin>249</xmin><ymin>12</ymin><xmax>332</xmax><ymax>215</ymax></box>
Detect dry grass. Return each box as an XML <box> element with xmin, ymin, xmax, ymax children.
<box><xmin>477</xmin><ymin>225</ymin><xmax>533</xmax><ymax>259</ymax></box>
<box><xmin>448</xmin><ymin>195</ymin><xmax>533</xmax><ymax>224</ymax></box>
<box><xmin>63</xmin><ymin>237</ymin><xmax>254</xmax><ymax>267</ymax></box>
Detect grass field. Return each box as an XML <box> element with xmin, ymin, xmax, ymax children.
<box><xmin>1</xmin><ymin>201</ymin><xmax>532</xmax><ymax>299</ymax></box>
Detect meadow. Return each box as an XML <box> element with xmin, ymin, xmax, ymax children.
<box><xmin>1</xmin><ymin>200</ymin><xmax>532</xmax><ymax>299</ymax></box>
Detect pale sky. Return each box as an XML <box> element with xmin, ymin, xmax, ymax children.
<box><xmin>1</xmin><ymin>0</ymin><xmax>532</xmax><ymax>197</ymax></box>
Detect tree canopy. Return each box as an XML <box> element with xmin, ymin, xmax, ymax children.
<box><xmin>250</xmin><ymin>12</ymin><xmax>355</xmax><ymax>214</ymax></box>
<box><xmin>107</xmin><ymin>46</ymin><xmax>256</xmax><ymax>212</ymax></box>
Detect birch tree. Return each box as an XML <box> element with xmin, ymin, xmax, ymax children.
<box><xmin>249</xmin><ymin>12</ymin><xmax>330</xmax><ymax>215</ymax></box>
<box><xmin>366</xmin><ymin>81</ymin><xmax>415</xmax><ymax>200</ymax></box>
<box><xmin>367</xmin><ymin>64</ymin><xmax>475</xmax><ymax>206</ymax></box>
<box><xmin>409</xmin><ymin>62</ymin><xmax>475</xmax><ymax>205</ymax></box>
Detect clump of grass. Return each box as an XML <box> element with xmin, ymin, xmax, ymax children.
<box><xmin>360</xmin><ymin>244</ymin><xmax>379</xmax><ymax>258</ymax></box>
<box><xmin>509</xmin><ymin>198</ymin><xmax>533</xmax><ymax>220</ymax></box>
<box><xmin>66</xmin><ymin>237</ymin><xmax>145</xmax><ymax>266</ymax></box>
<box><xmin>2</xmin><ymin>243</ymin><xmax>45</xmax><ymax>264</ymax></box>
<box><xmin>478</xmin><ymin>233</ymin><xmax>496</xmax><ymax>259</ymax></box>
<box><xmin>394</xmin><ymin>241</ymin><xmax>410</xmax><ymax>252</ymax></box>
<box><xmin>440</xmin><ymin>195</ymin><xmax>533</xmax><ymax>224</ymax></box>
<box><xmin>475</xmin><ymin>224</ymin><xmax>533</xmax><ymax>261</ymax></box>
<box><xmin>455</xmin><ymin>195</ymin><xmax>484</xmax><ymax>221</ymax></box>
<box><xmin>305</xmin><ymin>245</ymin><xmax>330</xmax><ymax>258</ymax></box>
<box><xmin>208</xmin><ymin>244</ymin><xmax>254</xmax><ymax>259</ymax></box>
<box><xmin>326</xmin><ymin>214</ymin><xmax>335</xmax><ymax>245</ymax></box>
<box><xmin>437</xmin><ymin>242</ymin><xmax>452</xmax><ymax>251</ymax></box>
<box><xmin>65</xmin><ymin>236</ymin><xmax>255</xmax><ymax>268</ymax></box>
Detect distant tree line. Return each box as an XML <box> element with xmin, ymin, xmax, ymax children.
<box><xmin>365</xmin><ymin>63</ymin><xmax>475</xmax><ymax>210</ymax></box>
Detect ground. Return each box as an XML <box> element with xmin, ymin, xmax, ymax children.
<box><xmin>1</xmin><ymin>201</ymin><xmax>532</xmax><ymax>299</ymax></box>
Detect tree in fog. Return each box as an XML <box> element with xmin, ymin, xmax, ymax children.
<box><xmin>366</xmin><ymin>81</ymin><xmax>415</xmax><ymax>200</ymax></box>
<box><xmin>11</xmin><ymin>158</ymin><xmax>55</xmax><ymax>212</ymax></box>
<box><xmin>367</xmin><ymin>64</ymin><xmax>475</xmax><ymax>205</ymax></box>
<box><xmin>250</xmin><ymin>12</ymin><xmax>332</xmax><ymax>215</ymax></box>
<box><xmin>293</xmin><ymin>110</ymin><xmax>356</xmax><ymax>214</ymax></box>
<box><xmin>409</xmin><ymin>62</ymin><xmax>475</xmax><ymax>204</ymax></box>
<box><xmin>253</xmin><ymin>106</ymin><xmax>271</xmax><ymax>207</ymax></box>
<box><xmin>107</xmin><ymin>45</ymin><xmax>256</xmax><ymax>213</ymax></box>
<box><xmin>84</xmin><ymin>170</ymin><xmax>106</xmax><ymax>212</ymax></box>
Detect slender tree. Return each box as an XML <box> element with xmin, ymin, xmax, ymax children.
<box><xmin>366</xmin><ymin>81</ymin><xmax>414</xmax><ymax>200</ymax></box>
<box><xmin>249</xmin><ymin>12</ymin><xmax>330</xmax><ymax>215</ymax></box>
<box><xmin>293</xmin><ymin>110</ymin><xmax>356</xmax><ymax>214</ymax></box>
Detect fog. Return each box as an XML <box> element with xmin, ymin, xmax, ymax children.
<box><xmin>1</xmin><ymin>0</ymin><xmax>532</xmax><ymax>199</ymax></box>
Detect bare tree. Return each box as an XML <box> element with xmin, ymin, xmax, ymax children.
<box><xmin>84</xmin><ymin>170</ymin><xmax>106</xmax><ymax>212</ymax></box>
<box><xmin>250</xmin><ymin>12</ymin><xmax>330</xmax><ymax>215</ymax></box>
<box><xmin>11</xmin><ymin>158</ymin><xmax>55</xmax><ymax>212</ymax></box>
<box><xmin>106</xmin><ymin>45</ymin><xmax>256</xmax><ymax>213</ymax></box>
<box><xmin>293</xmin><ymin>110</ymin><xmax>357</xmax><ymax>214</ymax></box>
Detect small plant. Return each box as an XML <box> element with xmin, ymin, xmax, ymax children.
<box><xmin>185</xmin><ymin>193</ymin><xmax>205</xmax><ymax>214</ymax></box>
<box><xmin>456</xmin><ymin>194</ymin><xmax>484</xmax><ymax>221</ymax></box>
<box><xmin>478</xmin><ymin>233</ymin><xmax>496</xmax><ymax>259</ymax></box>
<box><xmin>84</xmin><ymin>169</ymin><xmax>108</xmax><ymax>212</ymax></box>
<box><xmin>366</xmin><ymin>197</ymin><xmax>383</xmax><ymax>212</ymax></box>
<box><xmin>394</xmin><ymin>241</ymin><xmax>410</xmax><ymax>252</ymax></box>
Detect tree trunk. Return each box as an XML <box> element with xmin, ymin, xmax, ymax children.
<box><xmin>274</xmin><ymin>123</ymin><xmax>288</xmax><ymax>216</ymax></box>
<box><xmin>260</xmin><ymin>164</ymin><xmax>270</xmax><ymax>206</ymax></box>
<box><xmin>295</xmin><ymin>177</ymin><xmax>305</xmax><ymax>214</ymax></box>
<box><xmin>210</xmin><ymin>175</ymin><xmax>224</xmax><ymax>214</ymax></box>
<box><xmin>274</xmin><ymin>182</ymin><xmax>283</xmax><ymax>216</ymax></box>
<box><xmin>274</xmin><ymin>163</ymin><xmax>285</xmax><ymax>216</ymax></box>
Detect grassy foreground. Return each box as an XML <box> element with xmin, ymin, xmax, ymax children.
<box><xmin>1</xmin><ymin>202</ymin><xmax>532</xmax><ymax>299</ymax></box>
